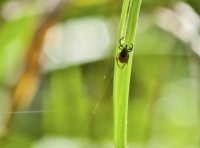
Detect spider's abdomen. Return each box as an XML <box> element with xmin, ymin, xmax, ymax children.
<box><xmin>119</xmin><ymin>49</ymin><xmax>128</xmax><ymax>63</ymax></box>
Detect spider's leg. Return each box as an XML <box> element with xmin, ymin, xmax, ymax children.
<box><xmin>119</xmin><ymin>37</ymin><xmax>124</xmax><ymax>47</ymax></box>
<box><xmin>116</xmin><ymin>53</ymin><xmax>121</xmax><ymax>69</ymax></box>
<box><xmin>119</xmin><ymin>45</ymin><xmax>123</xmax><ymax>50</ymax></box>
<box><xmin>128</xmin><ymin>44</ymin><xmax>133</xmax><ymax>52</ymax></box>
<box><xmin>121</xmin><ymin>63</ymin><xmax>126</xmax><ymax>69</ymax></box>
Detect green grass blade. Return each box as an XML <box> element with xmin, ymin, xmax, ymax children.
<box><xmin>113</xmin><ymin>0</ymin><xmax>142</xmax><ymax>147</ymax></box>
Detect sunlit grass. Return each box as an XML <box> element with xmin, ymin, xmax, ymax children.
<box><xmin>113</xmin><ymin>0</ymin><xmax>142</xmax><ymax>147</ymax></box>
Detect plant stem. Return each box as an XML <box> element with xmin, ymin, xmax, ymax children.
<box><xmin>113</xmin><ymin>0</ymin><xmax>142</xmax><ymax>147</ymax></box>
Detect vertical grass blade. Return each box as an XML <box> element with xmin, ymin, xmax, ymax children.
<box><xmin>113</xmin><ymin>0</ymin><xmax>142</xmax><ymax>147</ymax></box>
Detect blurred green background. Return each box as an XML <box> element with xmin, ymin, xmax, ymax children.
<box><xmin>0</xmin><ymin>0</ymin><xmax>200</xmax><ymax>147</ymax></box>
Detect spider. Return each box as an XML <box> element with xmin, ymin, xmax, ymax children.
<box><xmin>116</xmin><ymin>37</ymin><xmax>133</xmax><ymax>69</ymax></box>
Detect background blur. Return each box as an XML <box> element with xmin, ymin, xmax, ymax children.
<box><xmin>0</xmin><ymin>0</ymin><xmax>200</xmax><ymax>148</ymax></box>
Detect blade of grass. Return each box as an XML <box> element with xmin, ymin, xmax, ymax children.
<box><xmin>113</xmin><ymin>0</ymin><xmax>142</xmax><ymax>147</ymax></box>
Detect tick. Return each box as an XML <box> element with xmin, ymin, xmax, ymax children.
<box><xmin>116</xmin><ymin>37</ymin><xmax>133</xmax><ymax>69</ymax></box>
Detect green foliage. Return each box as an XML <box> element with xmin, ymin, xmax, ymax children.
<box><xmin>113</xmin><ymin>0</ymin><xmax>142</xmax><ymax>147</ymax></box>
<box><xmin>0</xmin><ymin>0</ymin><xmax>200</xmax><ymax>148</ymax></box>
